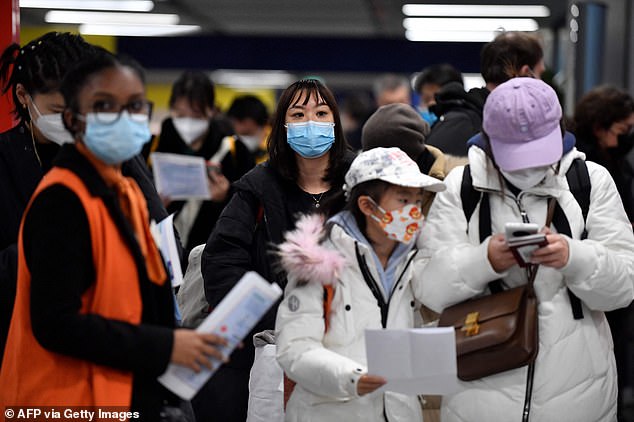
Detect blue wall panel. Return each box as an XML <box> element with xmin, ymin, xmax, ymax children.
<box><xmin>117</xmin><ymin>35</ymin><xmax>484</xmax><ymax>74</ymax></box>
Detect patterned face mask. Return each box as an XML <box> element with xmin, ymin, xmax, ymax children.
<box><xmin>369</xmin><ymin>199</ymin><xmax>424</xmax><ymax>244</ymax></box>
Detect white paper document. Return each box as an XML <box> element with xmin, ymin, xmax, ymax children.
<box><xmin>365</xmin><ymin>327</ymin><xmax>461</xmax><ymax>395</ymax></box>
<box><xmin>151</xmin><ymin>152</ymin><xmax>211</xmax><ymax>200</ymax></box>
<box><xmin>150</xmin><ymin>214</ymin><xmax>183</xmax><ymax>288</ymax></box>
<box><xmin>158</xmin><ymin>271</ymin><xmax>283</xmax><ymax>400</ymax></box>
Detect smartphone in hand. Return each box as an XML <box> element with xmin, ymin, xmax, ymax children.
<box><xmin>504</xmin><ymin>222</ymin><xmax>548</xmax><ymax>267</ymax></box>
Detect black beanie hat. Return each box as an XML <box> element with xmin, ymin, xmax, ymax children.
<box><xmin>361</xmin><ymin>103</ymin><xmax>430</xmax><ymax>161</ymax></box>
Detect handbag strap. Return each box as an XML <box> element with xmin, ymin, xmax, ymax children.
<box><xmin>521</xmin><ymin>197</ymin><xmax>556</xmax><ymax>422</ymax></box>
<box><xmin>524</xmin><ymin>197</ymin><xmax>557</xmax><ymax>292</ymax></box>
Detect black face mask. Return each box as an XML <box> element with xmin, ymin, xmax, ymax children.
<box><xmin>616</xmin><ymin>132</ymin><xmax>634</xmax><ymax>154</ymax></box>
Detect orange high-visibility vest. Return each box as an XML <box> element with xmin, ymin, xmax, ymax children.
<box><xmin>0</xmin><ymin>167</ymin><xmax>144</xmax><ymax>407</ymax></box>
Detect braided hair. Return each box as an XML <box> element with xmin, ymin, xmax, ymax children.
<box><xmin>0</xmin><ymin>32</ymin><xmax>97</xmax><ymax>122</ymax></box>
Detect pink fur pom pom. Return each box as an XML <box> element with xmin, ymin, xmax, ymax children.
<box><xmin>278</xmin><ymin>214</ymin><xmax>346</xmax><ymax>285</ymax></box>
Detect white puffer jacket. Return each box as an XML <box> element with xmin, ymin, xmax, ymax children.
<box><xmin>276</xmin><ymin>214</ymin><xmax>423</xmax><ymax>422</ymax></box>
<box><xmin>416</xmin><ymin>146</ymin><xmax>634</xmax><ymax>422</ymax></box>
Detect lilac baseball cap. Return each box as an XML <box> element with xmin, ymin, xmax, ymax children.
<box><xmin>483</xmin><ymin>78</ymin><xmax>563</xmax><ymax>172</ymax></box>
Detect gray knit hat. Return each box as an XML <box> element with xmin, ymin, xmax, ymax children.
<box><xmin>361</xmin><ymin>103</ymin><xmax>430</xmax><ymax>160</ymax></box>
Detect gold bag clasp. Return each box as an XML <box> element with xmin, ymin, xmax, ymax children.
<box><xmin>461</xmin><ymin>312</ymin><xmax>480</xmax><ymax>336</ymax></box>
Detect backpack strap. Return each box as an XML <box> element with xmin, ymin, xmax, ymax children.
<box><xmin>460</xmin><ymin>165</ymin><xmax>502</xmax><ymax>293</ymax></box>
<box><xmin>460</xmin><ymin>165</ymin><xmax>480</xmax><ymax>229</ymax></box>
<box><xmin>566</xmin><ymin>158</ymin><xmax>591</xmax><ymax>239</ymax></box>
<box><xmin>550</xmin><ymin>158</ymin><xmax>591</xmax><ymax>320</ymax></box>
<box><xmin>461</xmin><ymin>165</ymin><xmax>493</xmax><ymax>242</ymax></box>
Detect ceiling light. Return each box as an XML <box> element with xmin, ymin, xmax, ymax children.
<box><xmin>79</xmin><ymin>24</ymin><xmax>200</xmax><ymax>37</ymax></box>
<box><xmin>403</xmin><ymin>18</ymin><xmax>538</xmax><ymax>32</ymax></box>
<box><xmin>21</xmin><ymin>0</ymin><xmax>154</xmax><ymax>12</ymax></box>
<box><xmin>405</xmin><ymin>29</ymin><xmax>503</xmax><ymax>42</ymax></box>
<box><xmin>209</xmin><ymin>70</ymin><xmax>295</xmax><ymax>89</ymax></box>
<box><xmin>402</xmin><ymin>4</ymin><xmax>550</xmax><ymax>18</ymax></box>
<box><xmin>46</xmin><ymin>11</ymin><xmax>179</xmax><ymax>25</ymax></box>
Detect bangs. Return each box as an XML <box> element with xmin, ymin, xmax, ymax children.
<box><xmin>289</xmin><ymin>80</ymin><xmax>327</xmax><ymax>108</ymax></box>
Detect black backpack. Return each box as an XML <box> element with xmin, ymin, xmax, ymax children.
<box><xmin>460</xmin><ymin>159</ymin><xmax>591</xmax><ymax>319</ymax></box>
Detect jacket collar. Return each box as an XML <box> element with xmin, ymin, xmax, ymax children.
<box><xmin>53</xmin><ymin>144</ymin><xmax>114</xmax><ymax>199</ymax></box>
<box><xmin>468</xmin><ymin>145</ymin><xmax>586</xmax><ymax>198</ymax></box>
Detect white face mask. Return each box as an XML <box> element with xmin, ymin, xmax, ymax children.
<box><xmin>239</xmin><ymin>134</ymin><xmax>262</xmax><ymax>152</ymax></box>
<box><xmin>501</xmin><ymin>166</ymin><xmax>551</xmax><ymax>191</ymax></box>
<box><xmin>172</xmin><ymin>117</ymin><xmax>209</xmax><ymax>145</ymax></box>
<box><xmin>28</xmin><ymin>98</ymin><xmax>74</xmax><ymax>145</ymax></box>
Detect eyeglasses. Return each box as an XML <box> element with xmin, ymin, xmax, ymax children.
<box><xmin>78</xmin><ymin>99</ymin><xmax>154</xmax><ymax>125</ymax></box>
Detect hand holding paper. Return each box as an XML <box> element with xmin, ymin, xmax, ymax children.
<box><xmin>151</xmin><ymin>152</ymin><xmax>211</xmax><ymax>200</ymax></box>
<box><xmin>158</xmin><ymin>271</ymin><xmax>282</xmax><ymax>400</ymax></box>
<box><xmin>365</xmin><ymin>327</ymin><xmax>461</xmax><ymax>395</ymax></box>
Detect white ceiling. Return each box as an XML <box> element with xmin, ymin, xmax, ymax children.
<box><xmin>21</xmin><ymin>0</ymin><xmax>569</xmax><ymax>39</ymax></box>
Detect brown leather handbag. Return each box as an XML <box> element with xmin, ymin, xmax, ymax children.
<box><xmin>437</xmin><ymin>198</ymin><xmax>555</xmax><ymax>382</ymax></box>
<box><xmin>437</xmin><ymin>273</ymin><xmax>538</xmax><ymax>381</ymax></box>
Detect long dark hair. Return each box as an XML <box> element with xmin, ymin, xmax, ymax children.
<box><xmin>0</xmin><ymin>32</ymin><xmax>98</xmax><ymax>122</ymax></box>
<box><xmin>267</xmin><ymin>79</ymin><xmax>350</xmax><ymax>183</ymax></box>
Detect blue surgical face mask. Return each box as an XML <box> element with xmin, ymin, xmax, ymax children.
<box><xmin>286</xmin><ymin>121</ymin><xmax>335</xmax><ymax>158</ymax></box>
<box><xmin>81</xmin><ymin>111</ymin><xmax>151</xmax><ymax>165</ymax></box>
<box><xmin>417</xmin><ymin>106</ymin><xmax>438</xmax><ymax>126</ymax></box>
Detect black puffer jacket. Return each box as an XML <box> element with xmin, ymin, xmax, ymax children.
<box><xmin>426</xmin><ymin>82</ymin><xmax>489</xmax><ymax>157</ymax></box>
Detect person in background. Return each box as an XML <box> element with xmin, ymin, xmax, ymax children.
<box><xmin>427</xmin><ymin>31</ymin><xmax>545</xmax><ymax>157</ymax></box>
<box><xmin>413</xmin><ymin>63</ymin><xmax>463</xmax><ymax>126</ymax></box>
<box><xmin>148</xmin><ymin>70</ymin><xmax>254</xmax><ymax>252</ymax></box>
<box><xmin>417</xmin><ymin>77</ymin><xmax>634</xmax><ymax>421</ymax></box>
<box><xmin>480</xmin><ymin>31</ymin><xmax>545</xmax><ymax>88</ymax></box>
<box><xmin>226</xmin><ymin>94</ymin><xmax>270</xmax><ymax>164</ymax></box>
<box><xmin>571</xmin><ymin>84</ymin><xmax>634</xmax><ymax>420</ymax></box>
<box><xmin>339</xmin><ymin>91</ymin><xmax>374</xmax><ymax>151</ymax></box>
<box><xmin>199</xmin><ymin>79</ymin><xmax>354</xmax><ymax>422</ymax></box>
<box><xmin>572</xmin><ymin>85</ymin><xmax>634</xmax><ymax>215</ymax></box>
<box><xmin>373</xmin><ymin>73</ymin><xmax>411</xmax><ymax>107</ymax></box>
<box><xmin>0</xmin><ymin>50</ymin><xmax>228</xmax><ymax>419</ymax></box>
<box><xmin>0</xmin><ymin>32</ymin><xmax>179</xmax><ymax>367</ymax></box>
<box><xmin>361</xmin><ymin>103</ymin><xmax>450</xmax><ymax>215</ymax></box>
<box><xmin>276</xmin><ymin>147</ymin><xmax>445</xmax><ymax>422</ymax></box>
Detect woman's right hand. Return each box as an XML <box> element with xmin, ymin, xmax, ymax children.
<box><xmin>357</xmin><ymin>374</ymin><xmax>387</xmax><ymax>396</ymax></box>
<box><xmin>171</xmin><ymin>329</ymin><xmax>229</xmax><ymax>372</ymax></box>
<box><xmin>487</xmin><ymin>233</ymin><xmax>516</xmax><ymax>273</ymax></box>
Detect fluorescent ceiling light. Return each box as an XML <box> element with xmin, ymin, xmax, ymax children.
<box><xmin>402</xmin><ymin>4</ymin><xmax>550</xmax><ymax>18</ymax></box>
<box><xmin>21</xmin><ymin>0</ymin><xmax>154</xmax><ymax>12</ymax></box>
<box><xmin>405</xmin><ymin>29</ymin><xmax>502</xmax><ymax>42</ymax></box>
<box><xmin>79</xmin><ymin>24</ymin><xmax>200</xmax><ymax>37</ymax></box>
<box><xmin>46</xmin><ymin>11</ymin><xmax>179</xmax><ymax>25</ymax></box>
<box><xmin>403</xmin><ymin>17</ymin><xmax>539</xmax><ymax>32</ymax></box>
<box><xmin>210</xmin><ymin>70</ymin><xmax>295</xmax><ymax>89</ymax></box>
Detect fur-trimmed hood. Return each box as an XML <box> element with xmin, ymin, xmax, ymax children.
<box><xmin>277</xmin><ymin>213</ymin><xmax>346</xmax><ymax>286</ymax></box>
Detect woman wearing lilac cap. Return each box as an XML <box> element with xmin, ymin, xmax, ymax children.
<box><xmin>416</xmin><ymin>77</ymin><xmax>634</xmax><ymax>421</ymax></box>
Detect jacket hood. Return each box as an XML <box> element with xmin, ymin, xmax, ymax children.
<box><xmin>277</xmin><ymin>213</ymin><xmax>346</xmax><ymax>286</ymax></box>
<box><xmin>468</xmin><ymin>144</ymin><xmax>587</xmax><ymax>198</ymax></box>
<box><xmin>432</xmin><ymin>82</ymin><xmax>487</xmax><ymax>116</ymax></box>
